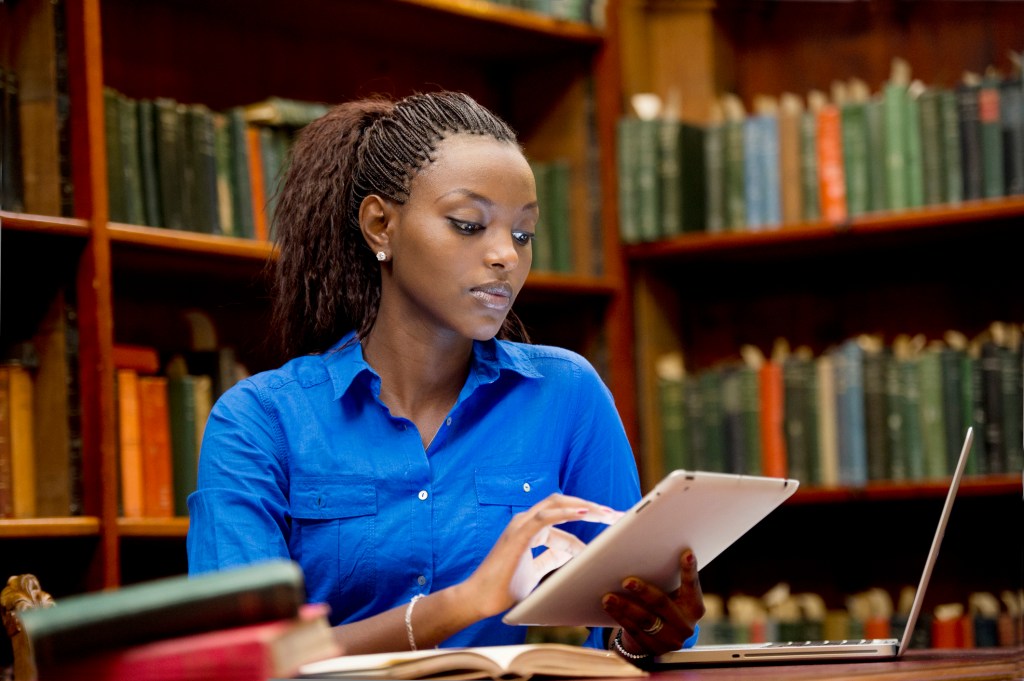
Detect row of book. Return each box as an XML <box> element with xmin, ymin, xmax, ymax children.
<box><xmin>698</xmin><ymin>585</ymin><xmax>1023</xmax><ymax>650</ymax></box>
<box><xmin>114</xmin><ymin>344</ymin><xmax>247</xmax><ymax>519</ymax></box>
<box><xmin>0</xmin><ymin>291</ymin><xmax>82</xmax><ymax>519</ymax></box>
<box><xmin>103</xmin><ymin>89</ymin><xmax>329</xmax><ymax>239</ymax></box>
<box><xmin>656</xmin><ymin>322</ymin><xmax>1024</xmax><ymax>488</ymax></box>
<box><xmin>618</xmin><ymin>55</ymin><xmax>1024</xmax><ymax>242</ymax></box>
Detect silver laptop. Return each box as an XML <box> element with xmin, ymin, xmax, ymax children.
<box><xmin>653</xmin><ymin>426</ymin><xmax>974</xmax><ymax>667</ymax></box>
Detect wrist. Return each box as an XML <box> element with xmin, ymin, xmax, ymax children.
<box><xmin>611</xmin><ymin>628</ymin><xmax>650</xmax><ymax>662</ymax></box>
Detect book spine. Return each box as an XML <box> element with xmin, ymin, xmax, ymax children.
<box><xmin>658</xmin><ymin>375</ymin><xmax>687</xmax><ymax>473</ymax></box>
<box><xmin>957</xmin><ymin>84</ymin><xmax>984</xmax><ymax>201</ymax></box>
<box><xmin>759</xmin><ymin>360</ymin><xmax>787</xmax><ymax>478</ymax></box>
<box><xmin>139</xmin><ymin>376</ymin><xmax>175</xmax><ymax>518</ymax></box>
<box><xmin>799</xmin><ymin>110</ymin><xmax>821</xmax><ymax>222</ymax></box>
<box><xmin>918</xmin><ymin>347</ymin><xmax>948</xmax><ymax>479</ymax></box>
<box><xmin>635</xmin><ymin>118</ymin><xmax>661</xmax><ymax>241</ymax></box>
<box><xmin>724</xmin><ymin>118</ymin><xmax>746</xmax><ymax>231</ymax></box>
<box><xmin>117</xmin><ymin>368</ymin><xmax>145</xmax><ymax>518</ymax></box>
<box><xmin>834</xmin><ymin>341</ymin><xmax>866</xmax><ymax>487</ymax></box>
<box><xmin>1001</xmin><ymin>77</ymin><xmax>1024</xmax><ymax>196</ymax></box>
<box><xmin>918</xmin><ymin>89</ymin><xmax>946</xmax><ymax>206</ymax></box>
<box><xmin>658</xmin><ymin>119</ymin><xmax>683</xmax><ymax>238</ymax></box>
<box><xmin>761</xmin><ymin>114</ymin><xmax>781</xmax><ymax>228</ymax></box>
<box><xmin>136</xmin><ymin>99</ymin><xmax>164</xmax><ymax>227</ymax></box>
<box><xmin>862</xmin><ymin>348</ymin><xmax>890</xmax><ymax>482</ymax></box>
<box><xmin>743</xmin><ymin>115</ymin><xmax>765</xmax><ymax>230</ymax></box>
<box><xmin>7</xmin><ymin>364</ymin><xmax>37</xmax><ymax>517</ymax></box>
<box><xmin>865</xmin><ymin>97</ymin><xmax>889</xmax><ymax>213</ymax></box>
<box><xmin>616</xmin><ymin>117</ymin><xmax>641</xmax><ymax>243</ymax></box>
<box><xmin>980</xmin><ymin>341</ymin><xmax>1006</xmax><ymax>474</ymax></box>
<box><xmin>840</xmin><ymin>102</ymin><xmax>870</xmax><ymax>217</ymax></box>
<box><xmin>778</xmin><ymin>103</ymin><xmax>803</xmax><ymax>225</ymax></box>
<box><xmin>904</xmin><ymin>90</ymin><xmax>925</xmax><ymax>208</ymax></box>
<box><xmin>978</xmin><ymin>79</ymin><xmax>1005</xmax><ymax>199</ymax></box>
<box><xmin>703</xmin><ymin>122</ymin><xmax>726</xmax><ymax>233</ymax></box>
<box><xmin>883</xmin><ymin>83</ymin><xmax>910</xmax><ymax>211</ymax></box>
<box><xmin>0</xmin><ymin>366</ymin><xmax>13</xmax><ymax>517</ymax></box>
<box><xmin>939</xmin><ymin>89</ymin><xmax>964</xmax><ymax>204</ymax></box>
<box><xmin>816</xmin><ymin>104</ymin><xmax>847</xmax><ymax>224</ymax></box>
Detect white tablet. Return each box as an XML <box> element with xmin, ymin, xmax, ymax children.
<box><xmin>502</xmin><ymin>470</ymin><xmax>799</xmax><ymax>627</ymax></box>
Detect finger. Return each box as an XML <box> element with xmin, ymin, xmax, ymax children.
<box><xmin>601</xmin><ymin>592</ymin><xmax>679</xmax><ymax>654</ymax></box>
<box><xmin>674</xmin><ymin>548</ymin><xmax>706</xmax><ymax>624</ymax></box>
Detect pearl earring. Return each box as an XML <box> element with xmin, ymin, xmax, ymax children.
<box><xmin>376</xmin><ymin>251</ymin><xmax>387</xmax><ymax>262</ymax></box>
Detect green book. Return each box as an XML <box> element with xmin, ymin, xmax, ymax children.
<box><xmin>865</xmin><ymin>97</ymin><xmax>888</xmax><ymax>213</ymax></box>
<box><xmin>243</xmin><ymin>96</ymin><xmax>330</xmax><ymax>127</ymax></box>
<box><xmin>999</xmin><ymin>342</ymin><xmax>1023</xmax><ymax>475</ymax></box>
<box><xmin>529</xmin><ymin>161</ymin><xmax>553</xmax><ymax>271</ymax></box>
<box><xmin>1001</xmin><ymin>74</ymin><xmax>1024</xmax><ymax>196</ymax></box>
<box><xmin>917</xmin><ymin>346</ymin><xmax>948</xmax><ymax>479</ymax></box>
<box><xmin>185</xmin><ymin>104</ymin><xmax>221</xmax><ymax>234</ymax></box>
<box><xmin>861</xmin><ymin>344</ymin><xmax>890</xmax><ymax>482</ymax></box>
<box><xmin>658</xmin><ymin>118</ymin><xmax>685</xmax><ymax>238</ymax></box>
<box><xmin>884</xmin><ymin>349</ymin><xmax>908</xmax><ymax>481</ymax></box>
<box><xmin>658</xmin><ymin>373</ymin><xmax>687</xmax><ymax>472</ymax></box>
<box><xmin>260</xmin><ymin>125</ymin><xmax>290</xmax><ymax>241</ymax></box>
<box><xmin>682</xmin><ymin>375</ymin><xmax>705</xmax><ymax>470</ymax></box>
<box><xmin>118</xmin><ymin>93</ymin><xmax>145</xmax><ymax>225</ymax></box>
<box><xmin>103</xmin><ymin>87</ymin><xmax>126</xmax><ymax>223</ymax></box>
<box><xmin>840</xmin><ymin>100</ymin><xmax>870</xmax><ymax>217</ymax></box>
<box><xmin>699</xmin><ymin>368</ymin><xmax>727</xmax><ymax>472</ymax></box>
<box><xmin>939</xmin><ymin>346</ymin><xmax>967</xmax><ymax>475</ymax></box>
<box><xmin>167</xmin><ymin>374</ymin><xmax>198</xmax><ymax>516</ymax></box>
<box><xmin>213</xmin><ymin>111</ymin><xmax>235</xmax><ymax>236</ymax></box>
<box><xmin>898</xmin><ymin>354</ymin><xmax>926</xmax><ymax>480</ymax></box>
<box><xmin>547</xmin><ymin>159</ymin><xmax>573</xmax><ymax>272</ymax></box>
<box><xmin>615</xmin><ymin>117</ymin><xmax>641</xmax><ymax>244</ymax></box>
<box><xmin>703</xmin><ymin>120</ymin><xmax>726</xmax><ymax>233</ymax></box>
<box><xmin>905</xmin><ymin>88</ymin><xmax>924</xmax><ymax>208</ymax></box>
<box><xmin>917</xmin><ymin>87</ymin><xmax>946</xmax><ymax>207</ymax></box>
<box><xmin>956</xmin><ymin>82</ymin><xmax>984</xmax><ymax>201</ymax></box>
<box><xmin>739</xmin><ymin>363</ymin><xmax>763</xmax><ymax>477</ymax></box>
<box><xmin>979</xmin><ymin>76</ymin><xmax>1006</xmax><ymax>198</ymax></box>
<box><xmin>634</xmin><ymin>117</ymin><xmax>661</xmax><ymax>241</ymax></box>
<box><xmin>939</xmin><ymin>89</ymin><xmax>964</xmax><ymax>204</ymax></box>
<box><xmin>882</xmin><ymin>82</ymin><xmax>910</xmax><ymax>211</ymax></box>
<box><xmin>782</xmin><ymin>355</ymin><xmax>815</xmax><ymax>484</ymax></box>
<box><xmin>721</xmin><ymin>364</ymin><xmax>748</xmax><ymax>475</ymax></box>
<box><xmin>154</xmin><ymin>97</ymin><xmax>186</xmax><ymax>230</ymax></box>
<box><xmin>20</xmin><ymin>560</ymin><xmax>306</xmax><ymax>669</ymax></box>
<box><xmin>136</xmin><ymin>99</ymin><xmax>163</xmax><ymax>227</ymax></box>
<box><xmin>723</xmin><ymin>117</ymin><xmax>746</xmax><ymax>231</ymax></box>
<box><xmin>799</xmin><ymin>110</ymin><xmax>820</xmax><ymax>221</ymax></box>
<box><xmin>227</xmin><ymin>106</ymin><xmax>256</xmax><ymax>239</ymax></box>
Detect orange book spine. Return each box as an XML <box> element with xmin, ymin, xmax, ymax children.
<box><xmin>759</xmin><ymin>360</ymin><xmax>787</xmax><ymax>478</ymax></box>
<box><xmin>117</xmin><ymin>368</ymin><xmax>145</xmax><ymax>518</ymax></box>
<box><xmin>112</xmin><ymin>344</ymin><xmax>161</xmax><ymax>374</ymax></box>
<box><xmin>246</xmin><ymin>125</ymin><xmax>269</xmax><ymax>241</ymax></box>
<box><xmin>7</xmin><ymin>364</ymin><xmax>36</xmax><ymax>518</ymax></box>
<box><xmin>0</xmin><ymin>367</ymin><xmax>13</xmax><ymax>518</ymax></box>
<box><xmin>815</xmin><ymin>104</ymin><xmax>847</xmax><ymax>224</ymax></box>
<box><xmin>138</xmin><ymin>376</ymin><xmax>175</xmax><ymax>518</ymax></box>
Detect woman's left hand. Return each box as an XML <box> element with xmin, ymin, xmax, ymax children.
<box><xmin>601</xmin><ymin>547</ymin><xmax>705</xmax><ymax>657</ymax></box>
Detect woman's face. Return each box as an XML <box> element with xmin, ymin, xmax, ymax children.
<box><xmin>382</xmin><ymin>133</ymin><xmax>538</xmax><ymax>343</ymax></box>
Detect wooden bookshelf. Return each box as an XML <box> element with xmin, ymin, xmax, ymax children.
<box><xmin>616</xmin><ymin>0</ymin><xmax>1024</xmax><ymax>630</ymax></box>
<box><xmin>1</xmin><ymin>0</ymin><xmax>636</xmax><ymax>594</ymax></box>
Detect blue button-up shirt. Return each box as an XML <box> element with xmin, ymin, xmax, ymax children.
<box><xmin>187</xmin><ymin>333</ymin><xmax>643</xmax><ymax>648</ymax></box>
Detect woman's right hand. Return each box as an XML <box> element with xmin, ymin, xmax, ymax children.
<box><xmin>458</xmin><ymin>493</ymin><xmax>622</xmax><ymax>620</ymax></box>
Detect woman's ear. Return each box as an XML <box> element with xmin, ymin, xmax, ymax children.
<box><xmin>358</xmin><ymin>194</ymin><xmax>394</xmax><ymax>258</ymax></box>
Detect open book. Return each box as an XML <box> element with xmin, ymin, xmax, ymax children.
<box><xmin>297</xmin><ymin>643</ymin><xmax>648</xmax><ymax>681</ymax></box>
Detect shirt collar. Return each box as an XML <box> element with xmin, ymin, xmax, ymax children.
<box><xmin>323</xmin><ymin>330</ymin><xmax>543</xmax><ymax>402</ymax></box>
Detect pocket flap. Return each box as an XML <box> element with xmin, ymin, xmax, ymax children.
<box><xmin>290</xmin><ymin>477</ymin><xmax>377</xmax><ymax>520</ymax></box>
<box><xmin>475</xmin><ymin>464</ymin><xmax>559</xmax><ymax>507</ymax></box>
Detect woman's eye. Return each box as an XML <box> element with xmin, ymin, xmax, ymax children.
<box><xmin>512</xmin><ymin>230</ymin><xmax>534</xmax><ymax>246</ymax></box>
<box><xmin>448</xmin><ymin>218</ymin><xmax>483</xmax><ymax>234</ymax></box>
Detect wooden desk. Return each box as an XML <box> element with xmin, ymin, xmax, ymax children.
<box><xmin>646</xmin><ymin>648</ymin><xmax>1023</xmax><ymax>681</ymax></box>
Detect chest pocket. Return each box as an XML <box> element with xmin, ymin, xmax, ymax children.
<box><xmin>475</xmin><ymin>463</ymin><xmax>561</xmax><ymax>509</ymax></box>
<box><xmin>289</xmin><ymin>477</ymin><xmax>377</xmax><ymax>621</ymax></box>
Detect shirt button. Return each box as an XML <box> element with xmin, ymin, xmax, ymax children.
<box><xmin>445</xmin><ymin>417</ymin><xmax>452</xmax><ymax>426</ymax></box>
<box><xmin>523</xmin><ymin>482</ymin><xmax>531</xmax><ymax>493</ymax></box>
<box><xmin>417</xmin><ymin>575</ymin><xmax>427</xmax><ymax>586</ymax></box>
<box><xmin>418</xmin><ymin>490</ymin><xmax>428</xmax><ymax>501</ymax></box>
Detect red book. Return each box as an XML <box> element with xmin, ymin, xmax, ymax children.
<box><xmin>112</xmin><ymin>344</ymin><xmax>161</xmax><ymax>374</ymax></box>
<box><xmin>758</xmin><ymin>360</ymin><xmax>787</xmax><ymax>478</ymax></box>
<box><xmin>38</xmin><ymin>604</ymin><xmax>340</xmax><ymax>681</ymax></box>
<box><xmin>816</xmin><ymin>103</ymin><xmax>847</xmax><ymax>224</ymax></box>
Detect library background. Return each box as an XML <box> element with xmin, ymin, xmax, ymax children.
<box><xmin>1</xmin><ymin>0</ymin><xmax>1022</xmax><ymax>656</ymax></box>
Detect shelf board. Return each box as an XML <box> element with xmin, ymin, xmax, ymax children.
<box><xmin>790</xmin><ymin>474</ymin><xmax>1021</xmax><ymax>505</ymax></box>
<box><xmin>108</xmin><ymin>223</ymin><xmax>274</xmax><ymax>261</ymax></box>
<box><xmin>0</xmin><ymin>210</ymin><xmax>91</xmax><ymax>238</ymax></box>
<box><xmin>0</xmin><ymin>517</ymin><xmax>101</xmax><ymax>538</ymax></box>
<box><xmin>625</xmin><ymin>196</ymin><xmax>1024</xmax><ymax>262</ymax></box>
<box><xmin>117</xmin><ymin>517</ymin><xmax>190</xmax><ymax>538</ymax></box>
<box><xmin>523</xmin><ymin>271</ymin><xmax>619</xmax><ymax>298</ymax></box>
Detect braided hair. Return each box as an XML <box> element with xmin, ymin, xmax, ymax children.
<box><xmin>270</xmin><ymin>91</ymin><xmax>530</xmax><ymax>360</ymax></box>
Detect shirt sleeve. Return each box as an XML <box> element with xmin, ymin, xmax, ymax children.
<box><xmin>186</xmin><ymin>378</ymin><xmax>292</xmax><ymax>576</ymax></box>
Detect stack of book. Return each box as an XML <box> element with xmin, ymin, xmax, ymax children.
<box><xmin>656</xmin><ymin>321</ymin><xmax>1024</xmax><ymax>488</ymax></box>
<box><xmin>618</xmin><ymin>53</ymin><xmax>1024</xmax><ymax>241</ymax></box>
<box><xmin>19</xmin><ymin>560</ymin><xmax>340</xmax><ymax>681</ymax></box>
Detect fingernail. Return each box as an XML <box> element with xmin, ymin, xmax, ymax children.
<box><xmin>603</xmin><ymin>594</ymin><xmax>619</xmax><ymax>608</ymax></box>
<box><xmin>684</xmin><ymin>550</ymin><xmax>695</xmax><ymax>566</ymax></box>
<box><xmin>624</xmin><ymin>578</ymin><xmax>640</xmax><ymax>592</ymax></box>
<box><xmin>576</xmin><ymin>508</ymin><xmax>590</xmax><ymax>515</ymax></box>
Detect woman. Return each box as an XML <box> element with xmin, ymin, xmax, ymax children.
<box><xmin>186</xmin><ymin>91</ymin><xmax>703</xmax><ymax>659</ymax></box>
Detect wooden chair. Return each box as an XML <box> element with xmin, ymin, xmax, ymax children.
<box><xmin>1</xmin><ymin>575</ymin><xmax>55</xmax><ymax>681</ymax></box>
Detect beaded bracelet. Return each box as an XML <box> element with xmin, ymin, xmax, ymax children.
<box><xmin>612</xmin><ymin>629</ymin><xmax>650</xmax><ymax>661</ymax></box>
<box><xmin>405</xmin><ymin>594</ymin><xmax>425</xmax><ymax>651</ymax></box>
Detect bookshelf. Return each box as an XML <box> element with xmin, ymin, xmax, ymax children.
<box><xmin>616</xmin><ymin>0</ymin><xmax>1023</xmax><ymax>638</ymax></box>
<box><xmin>1</xmin><ymin>0</ymin><xmax>637</xmax><ymax>594</ymax></box>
